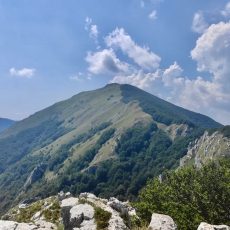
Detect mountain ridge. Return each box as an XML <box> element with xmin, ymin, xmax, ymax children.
<box><xmin>0</xmin><ymin>83</ymin><xmax>222</xmax><ymax>214</ymax></box>
<box><xmin>0</xmin><ymin>83</ymin><xmax>221</xmax><ymax>139</ymax></box>
<box><xmin>0</xmin><ymin>118</ymin><xmax>15</xmax><ymax>133</ymax></box>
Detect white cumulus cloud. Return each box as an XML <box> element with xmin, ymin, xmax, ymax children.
<box><xmin>85</xmin><ymin>22</ymin><xmax>230</xmax><ymax>124</ymax></box>
<box><xmin>192</xmin><ymin>11</ymin><xmax>209</xmax><ymax>34</ymax></box>
<box><xmin>9</xmin><ymin>68</ymin><xmax>36</xmax><ymax>78</ymax></box>
<box><xmin>85</xmin><ymin>49</ymin><xmax>130</xmax><ymax>75</ymax></box>
<box><xmin>105</xmin><ymin>28</ymin><xmax>161</xmax><ymax>70</ymax></box>
<box><xmin>112</xmin><ymin>21</ymin><xmax>230</xmax><ymax>124</ymax></box>
<box><xmin>191</xmin><ymin>21</ymin><xmax>230</xmax><ymax>92</ymax></box>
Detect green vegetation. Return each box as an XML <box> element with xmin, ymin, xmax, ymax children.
<box><xmin>56</xmin><ymin>122</ymin><xmax>203</xmax><ymax>201</ymax></box>
<box><xmin>220</xmin><ymin>125</ymin><xmax>230</xmax><ymax>137</ymax></box>
<box><xmin>41</xmin><ymin>200</ymin><xmax>61</xmax><ymax>224</ymax></box>
<box><xmin>94</xmin><ymin>207</ymin><xmax>112</xmax><ymax>230</ymax></box>
<box><xmin>15</xmin><ymin>201</ymin><xmax>44</xmax><ymax>223</ymax></box>
<box><xmin>57</xmin><ymin>128</ymin><xmax>116</xmax><ymax>194</ymax></box>
<box><xmin>0</xmin><ymin>119</ymin><xmax>66</xmax><ymax>173</ymax></box>
<box><xmin>135</xmin><ymin>159</ymin><xmax>230</xmax><ymax>230</ymax></box>
<box><xmin>6</xmin><ymin>197</ymin><xmax>61</xmax><ymax>225</ymax></box>
<box><xmin>121</xmin><ymin>84</ymin><xmax>221</xmax><ymax>128</ymax></box>
<box><xmin>48</xmin><ymin>122</ymin><xmax>112</xmax><ymax>172</ymax></box>
<box><xmin>208</xmin><ymin>125</ymin><xmax>230</xmax><ymax>138</ymax></box>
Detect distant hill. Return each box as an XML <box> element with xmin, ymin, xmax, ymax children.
<box><xmin>0</xmin><ymin>83</ymin><xmax>222</xmax><ymax>214</ymax></box>
<box><xmin>0</xmin><ymin>118</ymin><xmax>15</xmax><ymax>133</ymax></box>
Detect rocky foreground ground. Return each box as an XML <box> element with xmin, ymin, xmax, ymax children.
<box><xmin>0</xmin><ymin>192</ymin><xmax>229</xmax><ymax>230</ymax></box>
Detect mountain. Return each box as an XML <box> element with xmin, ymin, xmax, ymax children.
<box><xmin>0</xmin><ymin>118</ymin><xmax>15</xmax><ymax>133</ymax></box>
<box><xmin>0</xmin><ymin>83</ymin><xmax>222</xmax><ymax>214</ymax></box>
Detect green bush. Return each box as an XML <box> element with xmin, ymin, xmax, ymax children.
<box><xmin>94</xmin><ymin>207</ymin><xmax>112</xmax><ymax>230</ymax></box>
<box><xmin>135</xmin><ymin>159</ymin><xmax>230</xmax><ymax>230</ymax></box>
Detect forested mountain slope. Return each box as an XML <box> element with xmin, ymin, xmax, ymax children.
<box><xmin>0</xmin><ymin>83</ymin><xmax>222</xmax><ymax>214</ymax></box>
<box><xmin>0</xmin><ymin>118</ymin><xmax>15</xmax><ymax>133</ymax></box>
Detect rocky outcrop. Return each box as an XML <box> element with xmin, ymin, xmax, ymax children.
<box><xmin>23</xmin><ymin>164</ymin><xmax>46</xmax><ymax>190</ymax></box>
<box><xmin>61</xmin><ymin>192</ymin><xmax>129</xmax><ymax>230</ymax></box>
<box><xmin>0</xmin><ymin>220</ymin><xmax>56</xmax><ymax>230</ymax></box>
<box><xmin>2</xmin><ymin>191</ymin><xmax>230</xmax><ymax>230</ymax></box>
<box><xmin>148</xmin><ymin>213</ymin><xmax>177</xmax><ymax>230</ymax></box>
<box><xmin>61</xmin><ymin>197</ymin><xmax>79</xmax><ymax>230</ymax></box>
<box><xmin>197</xmin><ymin>222</ymin><xmax>230</xmax><ymax>230</ymax></box>
<box><xmin>180</xmin><ymin>131</ymin><xmax>230</xmax><ymax>168</ymax></box>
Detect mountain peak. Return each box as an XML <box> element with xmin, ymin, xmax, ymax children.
<box><xmin>0</xmin><ymin>84</ymin><xmax>222</xmax><ymax>214</ymax></box>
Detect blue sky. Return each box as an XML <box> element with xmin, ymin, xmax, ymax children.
<box><xmin>0</xmin><ymin>0</ymin><xmax>230</xmax><ymax>124</ymax></box>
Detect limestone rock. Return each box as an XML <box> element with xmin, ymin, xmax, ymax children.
<box><xmin>79</xmin><ymin>193</ymin><xmax>97</xmax><ymax>200</ymax></box>
<box><xmin>0</xmin><ymin>221</ymin><xmax>18</xmax><ymax>230</ymax></box>
<box><xmin>70</xmin><ymin>204</ymin><xmax>95</xmax><ymax>221</ymax></box>
<box><xmin>108</xmin><ymin>197</ymin><xmax>128</xmax><ymax>215</ymax></box>
<box><xmin>197</xmin><ymin>222</ymin><xmax>230</xmax><ymax>230</ymax></box>
<box><xmin>0</xmin><ymin>220</ymin><xmax>56</xmax><ymax>230</ymax></box>
<box><xmin>23</xmin><ymin>164</ymin><xmax>46</xmax><ymax>190</ymax></box>
<box><xmin>63</xmin><ymin>203</ymin><xmax>96</xmax><ymax>230</ymax></box>
<box><xmin>180</xmin><ymin>131</ymin><xmax>230</xmax><ymax>168</ymax></box>
<box><xmin>35</xmin><ymin>220</ymin><xmax>57</xmax><ymax>229</ymax></box>
<box><xmin>75</xmin><ymin>219</ymin><xmax>96</xmax><ymax>230</ymax></box>
<box><xmin>16</xmin><ymin>223</ymin><xmax>37</xmax><ymax>230</ymax></box>
<box><xmin>61</xmin><ymin>197</ymin><xmax>79</xmax><ymax>230</ymax></box>
<box><xmin>148</xmin><ymin>213</ymin><xmax>177</xmax><ymax>230</ymax></box>
<box><xmin>61</xmin><ymin>197</ymin><xmax>79</xmax><ymax>208</ymax></box>
<box><xmin>58</xmin><ymin>191</ymin><xmax>65</xmax><ymax>201</ymax></box>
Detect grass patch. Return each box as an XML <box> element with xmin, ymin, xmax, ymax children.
<box><xmin>94</xmin><ymin>207</ymin><xmax>111</xmax><ymax>230</ymax></box>
<box><xmin>15</xmin><ymin>201</ymin><xmax>44</xmax><ymax>223</ymax></box>
<box><xmin>41</xmin><ymin>200</ymin><xmax>61</xmax><ymax>224</ymax></box>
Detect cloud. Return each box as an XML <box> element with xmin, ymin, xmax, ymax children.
<box><xmin>192</xmin><ymin>11</ymin><xmax>209</xmax><ymax>34</ymax></box>
<box><xmin>221</xmin><ymin>1</ymin><xmax>230</xmax><ymax>17</ymax></box>
<box><xmin>162</xmin><ymin>62</ymin><xmax>183</xmax><ymax>86</ymax></box>
<box><xmin>90</xmin><ymin>25</ymin><xmax>99</xmax><ymax>39</ymax></box>
<box><xmin>85</xmin><ymin>17</ymin><xmax>92</xmax><ymax>30</ymax></box>
<box><xmin>111</xmin><ymin>70</ymin><xmax>162</xmax><ymax>90</ymax></box>
<box><xmin>85</xmin><ymin>21</ymin><xmax>230</xmax><ymax>124</ymax></box>
<box><xmin>85</xmin><ymin>49</ymin><xmax>130</xmax><ymax>75</ymax></box>
<box><xmin>111</xmin><ymin>22</ymin><xmax>230</xmax><ymax>124</ymax></box>
<box><xmin>85</xmin><ymin>17</ymin><xmax>99</xmax><ymax>45</ymax></box>
<box><xmin>9</xmin><ymin>68</ymin><xmax>36</xmax><ymax>78</ymax></box>
<box><xmin>191</xmin><ymin>22</ymin><xmax>230</xmax><ymax>91</ymax></box>
<box><xmin>148</xmin><ymin>10</ymin><xmax>157</xmax><ymax>20</ymax></box>
<box><xmin>105</xmin><ymin>28</ymin><xmax>161</xmax><ymax>70</ymax></box>
<box><xmin>69</xmin><ymin>72</ymin><xmax>84</xmax><ymax>81</ymax></box>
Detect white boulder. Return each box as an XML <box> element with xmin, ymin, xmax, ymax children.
<box><xmin>0</xmin><ymin>221</ymin><xmax>18</xmax><ymax>230</ymax></box>
<box><xmin>197</xmin><ymin>222</ymin><xmax>230</xmax><ymax>230</ymax></box>
<box><xmin>148</xmin><ymin>213</ymin><xmax>177</xmax><ymax>230</ymax></box>
<box><xmin>61</xmin><ymin>197</ymin><xmax>79</xmax><ymax>208</ymax></box>
<box><xmin>16</xmin><ymin>223</ymin><xmax>37</xmax><ymax>230</ymax></box>
<box><xmin>70</xmin><ymin>204</ymin><xmax>94</xmax><ymax>221</ymax></box>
